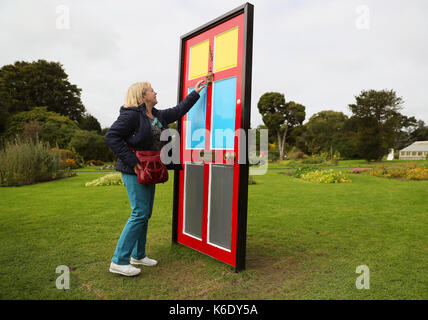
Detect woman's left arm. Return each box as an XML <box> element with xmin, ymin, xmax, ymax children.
<box><xmin>161</xmin><ymin>80</ymin><xmax>205</xmax><ymax>124</ymax></box>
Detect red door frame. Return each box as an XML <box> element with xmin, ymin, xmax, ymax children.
<box><xmin>172</xmin><ymin>3</ymin><xmax>254</xmax><ymax>271</ymax></box>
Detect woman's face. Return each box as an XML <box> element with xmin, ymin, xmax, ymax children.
<box><xmin>143</xmin><ymin>84</ymin><xmax>157</xmax><ymax>106</ymax></box>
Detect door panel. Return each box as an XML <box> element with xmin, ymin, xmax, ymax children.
<box><xmin>207</xmin><ymin>164</ymin><xmax>234</xmax><ymax>251</ymax></box>
<box><xmin>183</xmin><ymin>163</ymin><xmax>204</xmax><ymax>240</ymax></box>
<box><xmin>174</xmin><ymin>4</ymin><xmax>253</xmax><ymax>270</ymax></box>
<box><xmin>211</xmin><ymin>77</ymin><xmax>237</xmax><ymax>150</ymax></box>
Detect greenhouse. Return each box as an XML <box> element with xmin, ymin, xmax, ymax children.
<box><xmin>399</xmin><ymin>141</ymin><xmax>428</xmax><ymax>160</ymax></box>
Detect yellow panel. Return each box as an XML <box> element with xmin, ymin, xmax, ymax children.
<box><xmin>189</xmin><ymin>40</ymin><xmax>209</xmax><ymax>80</ymax></box>
<box><xmin>214</xmin><ymin>27</ymin><xmax>238</xmax><ymax>73</ymax></box>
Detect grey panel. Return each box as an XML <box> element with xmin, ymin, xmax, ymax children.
<box><xmin>208</xmin><ymin>164</ymin><xmax>234</xmax><ymax>250</ymax></box>
<box><xmin>184</xmin><ymin>163</ymin><xmax>204</xmax><ymax>239</ymax></box>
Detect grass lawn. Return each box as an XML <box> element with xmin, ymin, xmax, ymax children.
<box><xmin>0</xmin><ymin>165</ymin><xmax>427</xmax><ymax>299</ymax></box>
<box><xmin>73</xmin><ymin>163</ymin><xmax>115</xmax><ymax>172</ymax></box>
<box><xmin>269</xmin><ymin>159</ymin><xmax>428</xmax><ymax>169</ymax></box>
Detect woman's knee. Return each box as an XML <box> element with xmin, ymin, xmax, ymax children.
<box><xmin>129</xmin><ymin>209</ymin><xmax>151</xmax><ymax>222</ymax></box>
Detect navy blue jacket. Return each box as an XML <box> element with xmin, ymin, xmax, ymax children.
<box><xmin>105</xmin><ymin>90</ymin><xmax>200</xmax><ymax>175</ymax></box>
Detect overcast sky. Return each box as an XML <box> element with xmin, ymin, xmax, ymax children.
<box><xmin>1</xmin><ymin>0</ymin><xmax>427</xmax><ymax>128</ymax></box>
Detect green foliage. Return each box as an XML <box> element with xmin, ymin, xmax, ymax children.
<box><xmin>410</xmin><ymin>120</ymin><xmax>428</xmax><ymax>142</ymax></box>
<box><xmin>348</xmin><ymin>89</ymin><xmax>408</xmax><ymax>161</ymax></box>
<box><xmin>257</xmin><ymin>92</ymin><xmax>306</xmax><ymax>160</ymax></box>
<box><xmin>300</xmin><ymin>169</ymin><xmax>352</xmax><ymax>183</ymax></box>
<box><xmin>301</xmin><ymin>151</ymin><xmax>339</xmax><ymax>165</ymax></box>
<box><xmin>86</xmin><ymin>160</ymin><xmax>104</xmax><ymax>166</ymax></box>
<box><xmin>51</xmin><ymin>147</ymin><xmax>85</xmax><ymax>169</ymax></box>
<box><xmin>5</xmin><ymin>107</ymin><xmax>79</xmax><ymax>148</ymax></box>
<box><xmin>286</xmin><ymin>147</ymin><xmax>305</xmax><ymax>160</ymax></box>
<box><xmin>287</xmin><ymin>125</ymin><xmax>308</xmax><ymax>154</ymax></box>
<box><xmin>368</xmin><ymin>163</ymin><xmax>428</xmax><ymax>181</ymax></box>
<box><xmin>304</xmin><ymin>110</ymin><xmax>348</xmax><ymax>155</ymax></box>
<box><xmin>257</xmin><ymin>92</ymin><xmax>286</xmax><ymax>132</ymax></box>
<box><xmin>70</xmin><ymin>147</ymin><xmax>85</xmax><ymax>168</ymax></box>
<box><xmin>0</xmin><ymin>137</ymin><xmax>74</xmax><ymax>186</ymax></box>
<box><xmin>78</xmin><ymin>113</ymin><xmax>102</xmax><ymax>133</ymax></box>
<box><xmin>69</xmin><ymin>130</ymin><xmax>113</xmax><ymax>162</ymax></box>
<box><xmin>354</xmin><ymin>120</ymin><xmax>386</xmax><ymax>161</ymax></box>
<box><xmin>85</xmin><ymin>173</ymin><xmax>123</xmax><ymax>186</ymax></box>
<box><xmin>292</xmin><ymin>165</ymin><xmax>321</xmax><ymax>178</ymax></box>
<box><xmin>0</xmin><ymin>59</ymin><xmax>86</xmax><ymax>131</ymax></box>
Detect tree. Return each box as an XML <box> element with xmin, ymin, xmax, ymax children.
<box><xmin>287</xmin><ymin>125</ymin><xmax>309</xmax><ymax>154</ymax></box>
<box><xmin>354</xmin><ymin>118</ymin><xmax>385</xmax><ymax>161</ymax></box>
<box><xmin>410</xmin><ymin>120</ymin><xmax>428</xmax><ymax>142</ymax></box>
<box><xmin>0</xmin><ymin>59</ymin><xmax>86</xmax><ymax>135</ymax></box>
<box><xmin>69</xmin><ymin>130</ymin><xmax>113</xmax><ymax>161</ymax></box>
<box><xmin>348</xmin><ymin>89</ymin><xmax>406</xmax><ymax>161</ymax></box>
<box><xmin>5</xmin><ymin>107</ymin><xmax>79</xmax><ymax>148</ymax></box>
<box><xmin>304</xmin><ymin>110</ymin><xmax>348</xmax><ymax>154</ymax></box>
<box><xmin>334</xmin><ymin>116</ymin><xmax>360</xmax><ymax>159</ymax></box>
<box><xmin>78</xmin><ymin>113</ymin><xmax>102</xmax><ymax>133</ymax></box>
<box><xmin>257</xmin><ymin>92</ymin><xmax>306</xmax><ymax>160</ymax></box>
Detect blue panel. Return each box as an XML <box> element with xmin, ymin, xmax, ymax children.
<box><xmin>212</xmin><ymin>77</ymin><xmax>237</xmax><ymax>149</ymax></box>
<box><xmin>186</xmin><ymin>87</ymin><xmax>207</xmax><ymax>149</ymax></box>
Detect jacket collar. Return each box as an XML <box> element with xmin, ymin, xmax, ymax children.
<box><xmin>138</xmin><ymin>103</ymin><xmax>160</xmax><ymax>118</ymax></box>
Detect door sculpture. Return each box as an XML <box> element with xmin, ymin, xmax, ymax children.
<box><xmin>172</xmin><ymin>3</ymin><xmax>253</xmax><ymax>271</ymax></box>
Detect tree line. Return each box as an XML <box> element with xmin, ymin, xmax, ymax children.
<box><xmin>1</xmin><ymin>59</ymin><xmax>427</xmax><ymax>163</ymax></box>
<box><xmin>0</xmin><ymin>59</ymin><xmax>112</xmax><ymax>162</ymax></box>
<box><xmin>257</xmin><ymin>91</ymin><xmax>428</xmax><ymax>161</ymax></box>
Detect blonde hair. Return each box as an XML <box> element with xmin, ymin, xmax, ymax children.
<box><xmin>124</xmin><ymin>82</ymin><xmax>151</xmax><ymax>107</ymax></box>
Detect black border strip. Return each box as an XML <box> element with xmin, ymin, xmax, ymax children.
<box><xmin>235</xmin><ymin>2</ymin><xmax>254</xmax><ymax>272</ymax></box>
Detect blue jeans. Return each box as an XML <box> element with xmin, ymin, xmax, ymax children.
<box><xmin>112</xmin><ymin>173</ymin><xmax>156</xmax><ymax>265</ymax></box>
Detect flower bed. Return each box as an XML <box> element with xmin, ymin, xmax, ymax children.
<box><xmin>368</xmin><ymin>166</ymin><xmax>428</xmax><ymax>181</ymax></box>
<box><xmin>350</xmin><ymin>167</ymin><xmax>371</xmax><ymax>174</ymax></box>
<box><xmin>300</xmin><ymin>169</ymin><xmax>352</xmax><ymax>184</ymax></box>
<box><xmin>85</xmin><ymin>173</ymin><xmax>123</xmax><ymax>186</ymax></box>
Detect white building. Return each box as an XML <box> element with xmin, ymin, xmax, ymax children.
<box><xmin>399</xmin><ymin>141</ymin><xmax>428</xmax><ymax>160</ymax></box>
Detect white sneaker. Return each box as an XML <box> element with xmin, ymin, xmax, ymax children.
<box><xmin>109</xmin><ymin>262</ymin><xmax>141</xmax><ymax>276</ymax></box>
<box><xmin>130</xmin><ymin>256</ymin><xmax>158</xmax><ymax>267</ymax></box>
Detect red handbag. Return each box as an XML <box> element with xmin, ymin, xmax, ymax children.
<box><xmin>135</xmin><ymin>150</ymin><xmax>169</xmax><ymax>185</ymax></box>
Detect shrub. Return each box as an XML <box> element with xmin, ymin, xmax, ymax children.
<box><xmin>300</xmin><ymin>169</ymin><xmax>352</xmax><ymax>183</ymax></box>
<box><xmin>406</xmin><ymin>168</ymin><xmax>428</xmax><ymax>180</ymax></box>
<box><xmin>63</xmin><ymin>158</ymin><xmax>77</xmax><ymax>169</ymax></box>
<box><xmin>368</xmin><ymin>165</ymin><xmax>428</xmax><ymax>181</ymax></box>
<box><xmin>51</xmin><ymin>147</ymin><xmax>84</xmax><ymax>169</ymax></box>
<box><xmin>51</xmin><ymin>148</ymin><xmax>73</xmax><ymax>160</ymax></box>
<box><xmin>70</xmin><ymin>147</ymin><xmax>85</xmax><ymax>168</ymax></box>
<box><xmin>5</xmin><ymin>107</ymin><xmax>79</xmax><ymax>148</ymax></box>
<box><xmin>296</xmin><ymin>151</ymin><xmax>340</xmax><ymax>166</ymax></box>
<box><xmin>86</xmin><ymin>160</ymin><xmax>104</xmax><ymax>166</ymax></box>
<box><xmin>85</xmin><ymin>173</ymin><xmax>123</xmax><ymax>186</ymax></box>
<box><xmin>0</xmin><ymin>137</ymin><xmax>74</xmax><ymax>186</ymax></box>
<box><xmin>287</xmin><ymin>149</ymin><xmax>305</xmax><ymax>160</ymax></box>
<box><xmin>302</xmin><ymin>157</ymin><xmax>324</xmax><ymax>164</ymax></box>
<box><xmin>269</xmin><ymin>149</ymin><xmax>280</xmax><ymax>162</ymax></box>
<box><xmin>69</xmin><ymin>130</ymin><xmax>113</xmax><ymax>162</ymax></box>
<box><xmin>293</xmin><ymin>165</ymin><xmax>321</xmax><ymax>178</ymax></box>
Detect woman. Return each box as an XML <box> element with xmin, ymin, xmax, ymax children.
<box><xmin>105</xmin><ymin>80</ymin><xmax>205</xmax><ymax>276</ymax></box>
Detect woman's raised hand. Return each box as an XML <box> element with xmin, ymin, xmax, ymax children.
<box><xmin>194</xmin><ymin>80</ymin><xmax>206</xmax><ymax>94</ymax></box>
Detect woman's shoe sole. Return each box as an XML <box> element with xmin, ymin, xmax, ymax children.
<box><xmin>109</xmin><ymin>268</ymin><xmax>140</xmax><ymax>277</ymax></box>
